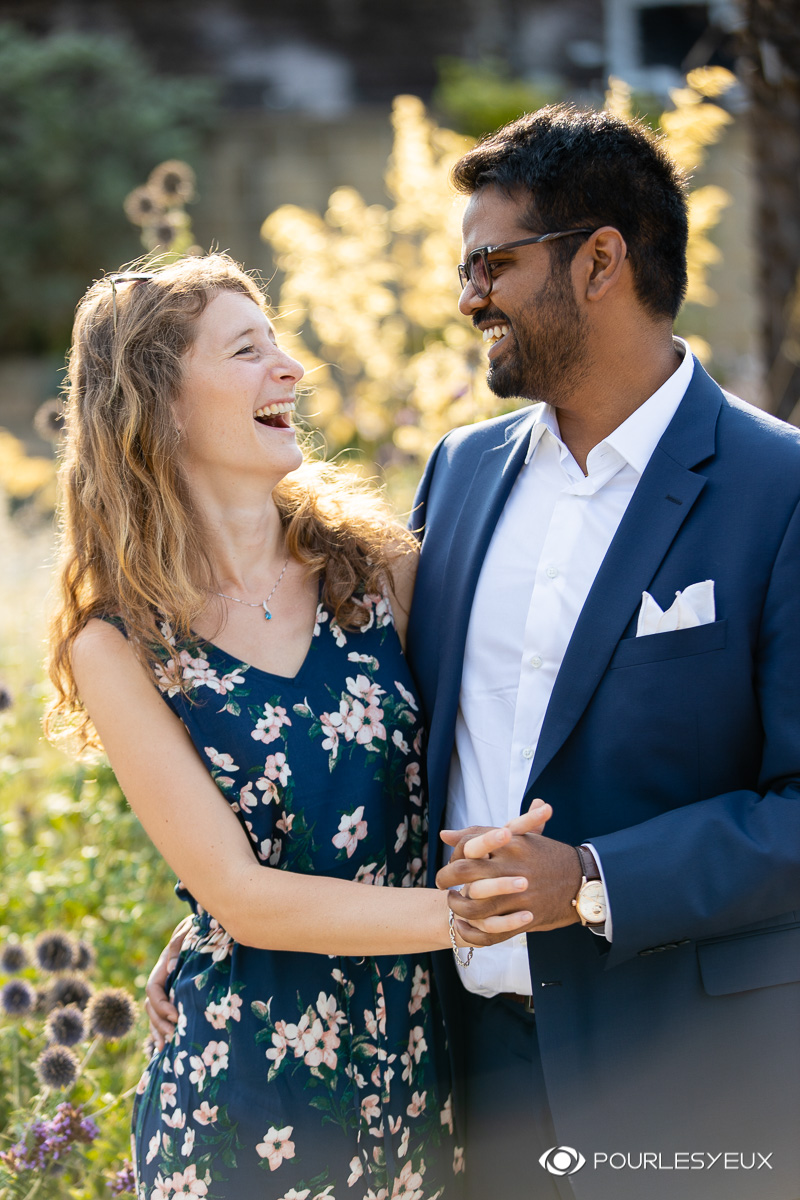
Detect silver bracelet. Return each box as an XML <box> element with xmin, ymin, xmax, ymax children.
<box><xmin>448</xmin><ymin>906</ymin><xmax>473</xmax><ymax>968</ymax></box>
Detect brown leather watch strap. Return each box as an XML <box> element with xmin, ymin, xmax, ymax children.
<box><xmin>575</xmin><ymin>844</ymin><xmax>601</xmax><ymax>882</ymax></box>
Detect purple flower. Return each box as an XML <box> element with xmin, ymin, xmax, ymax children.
<box><xmin>0</xmin><ymin>941</ymin><xmax>27</xmax><ymax>973</ymax></box>
<box><xmin>35</xmin><ymin>931</ymin><xmax>76</xmax><ymax>974</ymax></box>
<box><xmin>36</xmin><ymin>1045</ymin><xmax>79</xmax><ymax>1089</ymax></box>
<box><xmin>46</xmin><ymin>1004</ymin><xmax>87</xmax><ymax>1047</ymax></box>
<box><xmin>1</xmin><ymin>978</ymin><xmax>35</xmax><ymax>1016</ymax></box>
<box><xmin>86</xmin><ymin>988</ymin><xmax>137</xmax><ymax>1040</ymax></box>
<box><xmin>110</xmin><ymin>1158</ymin><xmax>136</xmax><ymax>1194</ymax></box>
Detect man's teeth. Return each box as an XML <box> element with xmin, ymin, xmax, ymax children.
<box><xmin>254</xmin><ymin>401</ymin><xmax>296</xmax><ymax>418</ymax></box>
<box><xmin>482</xmin><ymin>324</ymin><xmax>510</xmax><ymax>346</ymax></box>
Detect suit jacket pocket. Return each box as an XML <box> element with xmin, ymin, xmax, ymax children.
<box><xmin>609</xmin><ymin>618</ymin><xmax>727</xmax><ymax>669</ymax></box>
<box><xmin>697</xmin><ymin>920</ymin><xmax>800</xmax><ymax>995</ymax></box>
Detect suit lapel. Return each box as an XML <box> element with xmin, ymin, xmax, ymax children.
<box><xmin>425</xmin><ymin>409</ymin><xmax>535</xmax><ymax>840</ymax></box>
<box><xmin>525</xmin><ymin>360</ymin><xmax>723</xmax><ymax>795</ymax></box>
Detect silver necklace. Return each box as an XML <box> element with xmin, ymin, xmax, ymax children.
<box><xmin>214</xmin><ymin>558</ymin><xmax>289</xmax><ymax>621</ymax></box>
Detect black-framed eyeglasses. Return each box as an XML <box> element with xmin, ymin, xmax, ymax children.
<box><xmin>457</xmin><ymin>229</ymin><xmax>596</xmax><ymax>299</ymax></box>
<box><xmin>107</xmin><ymin>272</ymin><xmax>156</xmax><ymax>332</ymax></box>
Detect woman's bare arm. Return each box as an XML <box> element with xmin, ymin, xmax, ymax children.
<box><xmin>72</xmin><ymin>619</ymin><xmax>531</xmax><ymax>958</ymax></box>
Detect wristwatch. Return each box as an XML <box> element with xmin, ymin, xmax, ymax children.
<box><xmin>571</xmin><ymin>845</ymin><xmax>607</xmax><ymax>927</ymax></box>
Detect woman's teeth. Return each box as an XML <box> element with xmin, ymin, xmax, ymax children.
<box><xmin>483</xmin><ymin>324</ymin><xmax>510</xmax><ymax>347</ymax></box>
<box><xmin>254</xmin><ymin>401</ymin><xmax>296</xmax><ymax>427</ymax></box>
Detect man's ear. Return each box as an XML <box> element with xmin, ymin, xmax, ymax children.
<box><xmin>579</xmin><ymin>226</ymin><xmax>628</xmax><ymax>302</ymax></box>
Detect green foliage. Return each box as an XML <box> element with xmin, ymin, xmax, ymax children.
<box><xmin>0</xmin><ymin>22</ymin><xmax>217</xmax><ymax>355</ymax></box>
<box><xmin>0</xmin><ymin>668</ymin><xmax>184</xmax><ymax>1196</ymax></box>
<box><xmin>433</xmin><ymin>57</ymin><xmax>560</xmax><ymax>137</ymax></box>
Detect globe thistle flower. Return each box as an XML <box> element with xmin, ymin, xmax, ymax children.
<box><xmin>86</xmin><ymin>987</ymin><xmax>137</xmax><ymax>1040</ymax></box>
<box><xmin>35</xmin><ymin>931</ymin><xmax>76</xmax><ymax>974</ymax></box>
<box><xmin>1</xmin><ymin>978</ymin><xmax>36</xmax><ymax>1016</ymax></box>
<box><xmin>74</xmin><ymin>940</ymin><xmax>95</xmax><ymax>973</ymax></box>
<box><xmin>46</xmin><ymin>1004</ymin><xmax>86</xmax><ymax>1047</ymax></box>
<box><xmin>148</xmin><ymin>159</ymin><xmax>196</xmax><ymax>206</ymax></box>
<box><xmin>47</xmin><ymin>973</ymin><xmax>93</xmax><ymax>1011</ymax></box>
<box><xmin>33</xmin><ymin>397</ymin><xmax>65</xmax><ymax>442</ymax></box>
<box><xmin>0</xmin><ymin>940</ymin><xmax>28</xmax><ymax>973</ymax></box>
<box><xmin>35</xmin><ymin>1045</ymin><xmax>79</xmax><ymax>1089</ymax></box>
<box><xmin>142</xmin><ymin>211</ymin><xmax>185</xmax><ymax>252</ymax></box>
<box><xmin>123</xmin><ymin>184</ymin><xmax>163</xmax><ymax>227</ymax></box>
<box><xmin>0</xmin><ymin>680</ymin><xmax>12</xmax><ymax>712</ymax></box>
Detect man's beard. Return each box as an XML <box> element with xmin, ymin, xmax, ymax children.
<box><xmin>485</xmin><ymin>266</ymin><xmax>589</xmax><ymax>406</ymax></box>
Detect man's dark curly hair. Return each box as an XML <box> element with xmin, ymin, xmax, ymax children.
<box><xmin>451</xmin><ymin>105</ymin><xmax>689</xmax><ymax>321</ymax></box>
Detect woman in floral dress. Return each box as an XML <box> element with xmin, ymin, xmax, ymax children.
<box><xmin>47</xmin><ymin>255</ymin><xmax>534</xmax><ymax>1200</ymax></box>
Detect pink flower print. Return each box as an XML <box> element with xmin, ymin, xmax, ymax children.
<box><xmin>361</xmin><ymin>1094</ymin><xmax>381</xmax><ymax>1125</ymax></box>
<box><xmin>150</xmin><ymin>1173</ymin><xmax>171</xmax><ymax>1200</ymax></box>
<box><xmin>204</xmin><ymin>1000</ymin><xmax>227</xmax><ymax>1030</ymax></box>
<box><xmin>330</xmin><ymin>619</ymin><xmax>347</xmax><ymax>647</ymax></box>
<box><xmin>201</xmin><ymin>1040</ymin><xmax>228</xmax><ymax>1077</ymax></box>
<box><xmin>154</xmin><ymin>658</ymin><xmax>183</xmax><ymax>697</ymax></box>
<box><xmin>302</xmin><ymin>1017</ymin><xmax>340</xmax><ymax>1070</ymax></box>
<box><xmin>176</xmin><ymin>1002</ymin><xmax>187</xmax><ymax>1039</ymax></box>
<box><xmin>348</xmin><ymin>1156</ymin><xmax>364</xmax><ymax>1186</ymax></box>
<box><xmin>405</xmin><ymin>763</ymin><xmax>421</xmax><ymax>792</ymax></box>
<box><xmin>181</xmin><ymin>1127</ymin><xmax>196</xmax><ymax>1157</ymax></box>
<box><xmin>346</xmin><ymin>674</ymin><xmax>385</xmax><ymax>707</ymax></box>
<box><xmin>364</xmin><ymin>1008</ymin><xmax>378</xmax><ymax>1038</ymax></box>
<box><xmin>390</xmin><ymin>1160</ymin><xmax>424</xmax><ymax>1200</ymax></box>
<box><xmin>173</xmin><ymin>1050</ymin><xmax>187</xmax><ymax>1076</ymax></box>
<box><xmin>256</xmin><ymin>1124</ymin><xmax>296</xmax><ymax>1171</ymax></box>
<box><xmin>188</xmin><ymin>1056</ymin><xmax>206</xmax><ymax>1092</ymax></box>
<box><xmin>136</xmin><ymin>1067</ymin><xmax>151</xmax><ymax>1095</ymax></box>
<box><xmin>193</xmin><ymin>1101</ymin><xmax>218</xmax><ymax>1125</ymax></box>
<box><xmin>395</xmin><ymin>680</ymin><xmax>419</xmax><ymax>712</ymax></box>
<box><xmin>238</xmin><ymin>782</ymin><xmax>257</xmax><ymax>814</ymax></box>
<box><xmin>348</xmin><ymin>652</ymin><xmax>378</xmax><ymax>669</ymax></box>
<box><xmin>319</xmin><ymin>712</ymin><xmax>340</xmax><ymax>755</ymax></box>
<box><xmin>277</xmin><ymin>1191</ymin><xmax>311</xmax><ymax>1200</ymax></box>
<box><xmin>354</xmin><ymin>861</ymin><xmax>385</xmax><ymax>886</ymax></box>
<box><xmin>394</xmin><ymin>818</ymin><xmax>409</xmax><ymax>852</ymax></box>
<box><xmin>332</xmin><ymin>806</ymin><xmax>368</xmax><ymax>857</ymax></box>
<box><xmin>406</xmin><ymin>1090</ymin><xmax>427</xmax><ymax>1118</ymax></box>
<box><xmin>398</xmin><ymin>1125</ymin><xmax>410</xmax><ymax>1158</ymax></box>
<box><xmin>160</xmin><ymin>1082</ymin><xmax>177</xmax><ymax>1109</ymax></box>
<box><xmin>276</xmin><ymin>811</ymin><xmax>294</xmax><ymax>834</ymax></box>
<box><xmin>218</xmin><ymin>668</ymin><xmax>246</xmax><ymax>693</ymax></box>
<box><xmin>357</xmin><ymin>701</ymin><xmax>387</xmax><ymax>745</ymax></box>
<box><xmin>166</xmin><ymin>1164</ymin><xmax>209</xmax><ymax>1196</ymax></box>
<box><xmin>454</xmin><ymin>1145</ymin><xmax>465</xmax><ymax>1174</ymax></box>
<box><xmin>162</xmin><ymin>1106</ymin><xmax>186</xmax><ymax>1129</ymax></box>
<box><xmin>204</xmin><ymin>747</ymin><xmax>238</xmax><ymax>771</ymax></box>
<box><xmin>251</xmin><ymin>703</ymin><xmax>292</xmax><ymax>745</ymax></box>
<box><xmin>440</xmin><ymin>1094</ymin><xmax>453</xmax><ymax>1135</ymax></box>
<box><xmin>255</xmin><ymin>776</ymin><xmax>279</xmax><ymax>804</ymax></box>
<box><xmin>146</xmin><ymin>1131</ymin><xmax>162</xmax><ymax>1164</ymax></box>
<box><xmin>182</xmin><ymin>654</ymin><xmax>221</xmax><ymax>692</ymax></box>
<box><xmin>266</xmin><ymin>1022</ymin><xmax>290</xmax><ymax>1069</ymax></box>
<box><xmin>283</xmin><ymin>1013</ymin><xmax>316</xmax><ymax>1058</ymax></box>
<box><xmin>392</xmin><ymin>729</ymin><xmax>410</xmax><ymax>755</ymax></box>
<box><xmin>187</xmin><ymin>918</ymin><xmax>233</xmax><ymax>963</ymax></box>
<box><xmin>388</xmin><ymin>1115</ymin><xmax>402</xmax><ymax>1135</ymax></box>
<box><xmin>408</xmin><ymin>964</ymin><xmax>431</xmax><ymax>1015</ymax></box>
<box><xmin>316</xmin><ymin>991</ymin><xmax>344</xmax><ymax>1028</ymax></box>
<box><xmin>264</xmin><ymin>752</ymin><xmax>291</xmax><ymax>787</ymax></box>
<box><xmin>313</xmin><ymin>604</ymin><xmax>329</xmax><ymax>636</ymax></box>
<box><xmin>375</xmin><ymin>981</ymin><xmax>387</xmax><ymax>1036</ymax></box>
<box><xmin>408</xmin><ymin>1025</ymin><xmax>427</xmax><ymax>1064</ymax></box>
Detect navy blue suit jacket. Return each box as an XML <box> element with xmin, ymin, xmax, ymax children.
<box><xmin>407</xmin><ymin>360</ymin><xmax>800</xmax><ymax>1199</ymax></box>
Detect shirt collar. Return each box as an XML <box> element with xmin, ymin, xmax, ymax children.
<box><xmin>524</xmin><ymin>338</ymin><xmax>695</xmax><ymax>472</ymax></box>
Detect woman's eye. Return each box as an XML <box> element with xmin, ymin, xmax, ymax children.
<box><xmin>234</xmin><ymin>344</ymin><xmax>255</xmax><ymax>356</ymax></box>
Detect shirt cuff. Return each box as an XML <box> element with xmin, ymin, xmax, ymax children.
<box><xmin>582</xmin><ymin>843</ymin><xmax>613</xmax><ymax>942</ymax></box>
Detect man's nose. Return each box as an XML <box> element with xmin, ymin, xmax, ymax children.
<box><xmin>458</xmin><ymin>280</ymin><xmax>490</xmax><ymax>318</ymax></box>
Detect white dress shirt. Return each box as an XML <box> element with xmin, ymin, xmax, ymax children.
<box><xmin>446</xmin><ymin>340</ymin><xmax>695</xmax><ymax>997</ymax></box>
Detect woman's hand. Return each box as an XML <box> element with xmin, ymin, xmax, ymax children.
<box><xmin>144</xmin><ymin>916</ymin><xmax>192</xmax><ymax>1051</ymax></box>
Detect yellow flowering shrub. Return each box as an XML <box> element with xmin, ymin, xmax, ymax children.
<box><xmin>262</xmin><ymin>78</ymin><xmax>736</xmax><ymax>509</ymax></box>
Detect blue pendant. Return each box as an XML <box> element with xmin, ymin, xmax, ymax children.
<box><xmin>262</xmin><ymin>603</ymin><xmax>273</xmax><ymax>620</ymax></box>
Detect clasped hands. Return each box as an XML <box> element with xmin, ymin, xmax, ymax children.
<box><xmin>438</xmin><ymin>798</ymin><xmax>582</xmax><ymax>949</ymax></box>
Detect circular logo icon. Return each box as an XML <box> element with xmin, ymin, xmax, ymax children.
<box><xmin>539</xmin><ymin>1146</ymin><xmax>587</xmax><ymax>1175</ymax></box>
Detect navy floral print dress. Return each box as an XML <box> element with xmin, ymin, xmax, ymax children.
<box><xmin>131</xmin><ymin>588</ymin><xmax>463</xmax><ymax>1200</ymax></box>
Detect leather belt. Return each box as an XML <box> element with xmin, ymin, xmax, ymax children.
<box><xmin>498</xmin><ymin>991</ymin><xmax>535</xmax><ymax>1014</ymax></box>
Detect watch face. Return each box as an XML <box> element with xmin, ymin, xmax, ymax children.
<box><xmin>577</xmin><ymin>879</ymin><xmax>607</xmax><ymax>925</ymax></box>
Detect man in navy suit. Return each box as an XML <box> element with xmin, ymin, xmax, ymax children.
<box><xmin>407</xmin><ymin>106</ymin><xmax>800</xmax><ymax>1199</ymax></box>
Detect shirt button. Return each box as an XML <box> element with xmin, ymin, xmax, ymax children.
<box><xmin>522</xmin><ymin>747</ymin><xmax>534</xmax><ymax>760</ymax></box>
<box><xmin>545</xmin><ymin>565</ymin><xmax>559</xmax><ymax>579</ymax></box>
<box><xmin>515</xmin><ymin>934</ymin><xmax>528</xmax><ymax>945</ymax></box>
<box><xmin>530</xmin><ymin>655</ymin><xmax>543</xmax><ymax>669</ymax></box>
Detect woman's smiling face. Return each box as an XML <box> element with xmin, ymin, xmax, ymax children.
<box><xmin>174</xmin><ymin>289</ymin><xmax>306</xmax><ymax>484</ymax></box>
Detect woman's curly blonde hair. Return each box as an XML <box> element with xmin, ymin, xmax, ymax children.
<box><xmin>47</xmin><ymin>253</ymin><xmax>415</xmax><ymax>753</ymax></box>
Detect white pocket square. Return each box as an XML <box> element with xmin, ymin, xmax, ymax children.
<box><xmin>636</xmin><ymin>580</ymin><xmax>715</xmax><ymax>637</ymax></box>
